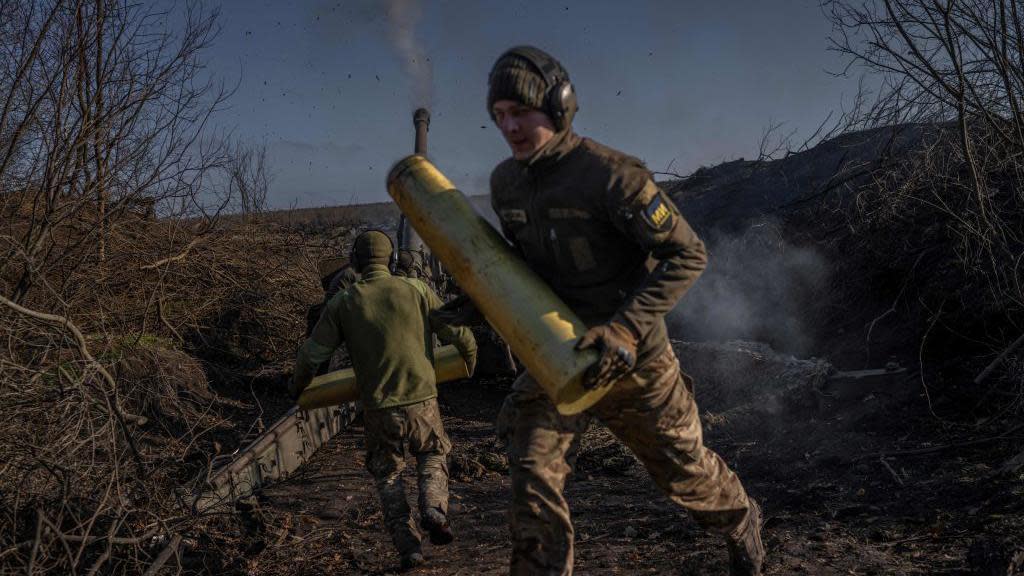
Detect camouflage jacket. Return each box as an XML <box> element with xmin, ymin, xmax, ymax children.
<box><xmin>490</xmin><ymin>130</ymin><xmax>706</xmax><ymax>365</ymax></box>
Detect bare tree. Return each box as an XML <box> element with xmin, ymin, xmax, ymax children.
<box><xmin>825</xmin><ymin>0</ymin><xmax>1024</xmax><ymax>314</ymax></box>
<box><xmin>826</xmin><ymin>2</ymin><xmax>1024</xmax><ymax>193</ymax></box>
<box><xmin>0</xmin><ymin>0</ymin><xmax>236</xmax><ymax>305</ymax></box>
<box><xmin>225</xmin><ymin>140</ymin><xmax>271</xmax><ymax>217</ymax></box>
<box><xmin>0</xmin><ymin>2</ymin><xmax>299</xmax><ymax>574</ymax></box>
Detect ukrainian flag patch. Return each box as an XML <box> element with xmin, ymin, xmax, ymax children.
<box><xmin>642</xmin><ymin>193</ymin><xmax>674</xmax><ymax>231</ymax></box>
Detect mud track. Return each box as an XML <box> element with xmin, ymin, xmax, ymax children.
<box><xmin>197</xmin><ymin>351</ymin><xmax>1024</xmax><ymax>575</ymax></box>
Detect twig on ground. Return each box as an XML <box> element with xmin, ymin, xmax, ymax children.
<box><xmin>918</xmin><ymin>298</ymin><xmax>946</xmax><ymax>420</ymax></box>
<box><xmin>879</xmin><ymin>457</ymin><xmax>906</xmax><ymax>486</ymax></box>
<box><xmin>140</xmin><ymin>534</ymin><xmax>181</xmax><ymax>576</ymax></box>
<box><xmin>974</xmin><ymin>332</ymin><xmax>1024</xmax><ymax>385</ymax></box>
<box><xmin>141</xmin><ymin>237</ymin><xmax>203</xmax><ymax>270</ymax></box>
<box><xmin>856</xmin><ymin>423</ymin><xmax>1024</xmax><ymax>461</ymax></box>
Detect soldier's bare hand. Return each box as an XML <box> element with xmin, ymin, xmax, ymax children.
<box><xmin>575</xmin><ymin>322</ymin><xmax>638</xmax><ymax>389</ymax></box>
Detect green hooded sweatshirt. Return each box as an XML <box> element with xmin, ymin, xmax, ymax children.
<box><xmin>293</xmin><ymin>264</ymin><xmax>477</xmax><ymax>410</ymax></box>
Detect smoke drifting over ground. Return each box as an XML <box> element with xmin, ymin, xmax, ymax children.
<box><xmin>385</xmin><ymin>0</ymin><xmax>432</xmax><ymax>108</ymax></box>
<box><xmin>670</xmin><ymin>219</ymin><xmax>830</xmax><ymax>356</ymax></box>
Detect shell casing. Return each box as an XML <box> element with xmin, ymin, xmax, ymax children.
<box><xmin>298</xmin><ymin>344</ymin><xmax>469</xmax><ymax>410</ymax></box>
<box><xmin>386</xmin><ymin>155</ymin><xmax>605</xmax><ymax>415</ymax></box>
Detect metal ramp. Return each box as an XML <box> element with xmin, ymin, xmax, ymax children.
<box><xmin>193</xmin><ymin>402</ymin><xmax>358</xmax><ymax>514</ymax></box>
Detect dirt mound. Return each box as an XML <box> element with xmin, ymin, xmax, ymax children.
<box><xmin>662</xmin><ymin>121</ymin><xmax>1022</xmax><ymax>385</ymax></box>
<box><xmin>661</xmin><ymin>123</ymin><xmax>940</xmax><ymax>234</ymax></box>
<box><xmin>452</xmin><ymin>124</ymin><xmax>934</xmax><ymax>243</ymax></box>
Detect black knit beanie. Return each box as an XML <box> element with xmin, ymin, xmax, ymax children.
<box><xmin>488</xmin><ymin>52</ymin><xmax>549</xmax><ymax>117</ymax></box>
<box><xmin>351</xmin><ymin>230</ymin><xmax>393</xmax><ymax>271</ymax></box>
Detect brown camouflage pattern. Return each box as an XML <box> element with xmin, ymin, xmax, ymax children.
<box><xmin>497</xmin><ymin>345</ymin><xmax>752</xmax><ymax>575</ymax></box>
<box><xmin>363</xmin><ymin>398</ymin><xmax>452</xmax><ymax>555</ymax></box>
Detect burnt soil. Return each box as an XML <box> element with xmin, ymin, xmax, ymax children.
<box><xmin>189</xmin><ymin>357</ymin><xmax>1024</xmax><ymax>576</ymax></box>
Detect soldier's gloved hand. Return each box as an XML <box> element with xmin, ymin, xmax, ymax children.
<box><xmin>575</xmin><ymin>322</ymin><xmax>638</xmax><ymax>390</ymax></box>
<box><xmin>431</xmin><ymin>294</ymin><xmax>484</xmax><ymax>327</ymax></box>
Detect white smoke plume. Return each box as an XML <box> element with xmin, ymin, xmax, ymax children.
<box><xmin>670</xmin><ymin>219</ymin><xmax>831</xmax><ymax>356</ymax></box>
<box><xmin>385</xmin><ymin>0</ymin><xmax>433</xmax><ymax>108</ymax></box>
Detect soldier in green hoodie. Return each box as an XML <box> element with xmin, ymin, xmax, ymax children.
<box><xmin>437</xmin><ymin>46</ymin><xmax>764</xmax><ymax>576</ymax></box>
<box><xmin>291</xmin><ymin>230</ymin><xmax>477</xmax><ymax>571</ymax></box>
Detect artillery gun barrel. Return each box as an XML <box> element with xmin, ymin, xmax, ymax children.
<box><xmin>413</xmin><ymin>107</ymin><xmax>430</xmax><ymax>155</ymax></box>
<box><xmin>400</xmin><ymin>108</ymin><xmax>431</xmax><ymax>255</ymax></box>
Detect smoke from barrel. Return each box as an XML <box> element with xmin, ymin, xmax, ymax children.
<box><xmin>385</xmin><ymin>0</ymin><xmax>432</xmax><ymax>109</ymax></box>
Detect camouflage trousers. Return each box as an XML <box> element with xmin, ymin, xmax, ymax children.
<box><xmin>496</xmin><ymin>344</ymin><xmax>753</xmax><ymax>576</ymax></box>
<box><xmin>363</xmin><ymin>398</ymin><xmax>452</xmax><ymax>555</ymax></box>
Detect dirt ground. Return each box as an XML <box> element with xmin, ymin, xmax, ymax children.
<box><xmin>187</xmin><ymin>338</ymin><xmax>1024</xmax><ymax>576</ymax></box>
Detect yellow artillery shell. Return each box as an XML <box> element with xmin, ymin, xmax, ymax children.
<box><xmin>298</xmin><ymin>344</ymin><xmax>469</xmax><ymax>410</ymax></box>
<box><xmin>386</xmin><ymin>155</ymin><xmax>604</xmax><ymax>415</ymax></box>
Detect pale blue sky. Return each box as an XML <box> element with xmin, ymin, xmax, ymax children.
<box><xmin>203</xmin><ymin>0</ymin><xmax>859</xmax><ymax>208</ymax></box>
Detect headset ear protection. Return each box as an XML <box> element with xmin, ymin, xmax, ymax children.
<box><xmin>496</xmin><ymin>46</ymin><xmax>578</xmax><ymax>131</ymax></box>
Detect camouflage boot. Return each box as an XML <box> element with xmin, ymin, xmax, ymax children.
<box><xmin>727</xmin><ymin>499</ymin><xmax>764</xmax><ymax>576</ymax></box>
<box><xmin>399</xmin><ymin>550</ymin><xmax>425</xmax><ymax>571</ymax></box>
<box><xmin>420</xmin><ymin>507</ymin><xmax>454</xmax><ymax>545</ymax></box>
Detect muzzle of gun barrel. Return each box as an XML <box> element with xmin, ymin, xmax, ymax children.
<box><xmin>413</xmin><ymin>107</ymin><xmax>430</xmax><ymax>155</ymax></box>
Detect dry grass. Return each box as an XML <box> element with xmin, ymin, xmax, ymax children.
<box><xmin>0</xmin><ymin>209</ymin><xmax>348</xmax><ymax>574</ymax></box>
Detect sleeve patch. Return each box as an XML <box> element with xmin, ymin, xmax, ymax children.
<box><xmin>642</xmin><ymin>193</ymin><xmax>674</xmax><ymax>231</ymax></box>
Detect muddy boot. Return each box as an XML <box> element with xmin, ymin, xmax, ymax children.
<box><xmin>727</xmin><ymin>499</ymin><xmax>765</xmax><ymax>576</ymax></box>
<box><xmin>420</xmin><ymin>507</ymin><xmax>454</xmax><ymax>545</ymax></box>
<box><xmin>399</xmin><ymin>550</ymin><xmax>425</xmax><ymax>571</ymax></box>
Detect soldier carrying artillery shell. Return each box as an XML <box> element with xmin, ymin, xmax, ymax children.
<box><xmin>434</xmin><ymin>46</ymin><xmax>765</xmax><ymax>576</ymax></box>
<box><xmin>291</xmin><ymin>230</ymin><xmax>477</xmax><ymax>571</ymax></box>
